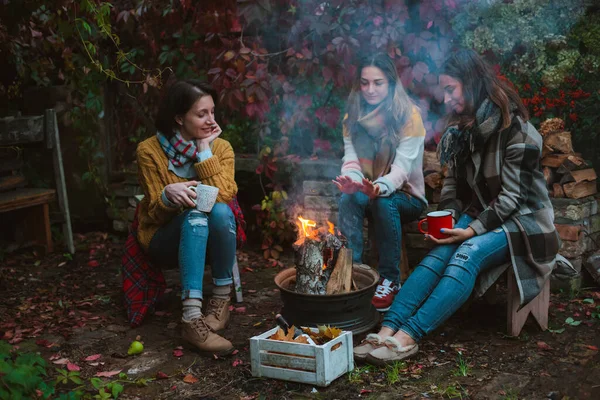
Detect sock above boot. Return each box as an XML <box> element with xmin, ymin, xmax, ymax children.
<box><xmin>182</xmin><ymin>298</ymin><xmax>203</xmax><ymax>321</ymax></box>
<box><xmin>212</xmin><ymin>285</ymin><xmax>231</xmax><ymax>300</ymax></box>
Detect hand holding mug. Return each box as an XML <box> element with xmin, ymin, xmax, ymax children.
<box><xmin>164</xmin><ymin>181</ymin><xmax>198</xmax><ymax>208</ymax></box>
<box><xmin>418</xmin><ymin>210</ymin><xmax>476</xmax><ymax>244</ymax></box>
<box><xmin>418</xmin><ymin>211</ymin><xmax>453</xmax><ymax>239</ymax></box>
<box><xmin>425</xmin><ymin>226</ymin><xmax>476</xmax><ymax>245</ymax></box>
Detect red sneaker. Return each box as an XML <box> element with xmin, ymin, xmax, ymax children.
<box><xmin>372</xmin><ymin>278</ymin><xmax>399</xmax><ymax>312</ymax></box>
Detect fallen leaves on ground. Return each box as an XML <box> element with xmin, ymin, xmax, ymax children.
<box><xmin>182</xmin><ymin>374</ymin><xmax>198</xmax><ymax>384</ymax></box>
<box><xmin>95</xmin><ymin>370</ymin><xmax>122</xmax><ymax>377</ymax></box>
<box><xmin>536</xmin><ymin>341</ymin><xmax>552</xmax><ymax>351</ymax></box>
<box><xmin>84</xmin><ymin>354</ymin><xmax>102</xmax><ymax>362</ymax></box>
<box><xmin>67</xmin><ymin>362</ymin><xmax>81</xmax><ymax>371</ymax></box>
<box><xmin>173</xmin><ymin>347</ymin><xmax>184</xmax><ymax>357</ymax></box>
<box><xmin>156</xmin><ymin>371</ymin><xmax>169</xmax><ymax>380</ymax></box>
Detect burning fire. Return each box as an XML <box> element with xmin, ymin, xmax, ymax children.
<box><xmin>295</xmin><ymin>216</ymin><xmax>339</xmax><ymax>270</ymax></box>
<box><xmin>327</xmin><ymin>221</ymin><xmax>334</xmax><ymax>235</ymax></box>
<box><xmin>297</xmin><ymin>216</ymin><xmax>318</xmax><ymax>240</ymax></box>
<box><xmin>296</xmin><ymin>216</ymin><xmax>336</xmax><ymax>242</ymax></box>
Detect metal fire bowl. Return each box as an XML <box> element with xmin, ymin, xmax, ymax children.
<box><xmin>274</xmin><ymin>264</ymin><xmax>380</xmax><ymax>335</ymax></box>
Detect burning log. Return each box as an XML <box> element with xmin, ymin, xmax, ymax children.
<box><xmin>293</xmin><ymin>216</ymin><xmax>349</xmax><ymax>295</ymax></box>
<box><xmin>295</xmin><ymin>238</ymin><xmax>327</xmax><ymax>295</ymax></box>
<box><xmin>326</xmin><ymin>248</ymin><xmax>353</xmax><ymax>295</ymax></box>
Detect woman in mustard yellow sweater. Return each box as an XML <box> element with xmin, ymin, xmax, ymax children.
<box><xmin>136</xmin><ymin>80</ymin><xmax>237</xmax><ymax>355</ymax></box>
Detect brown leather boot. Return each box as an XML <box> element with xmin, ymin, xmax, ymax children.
<box><xmin>204</xmin><ymin>297</ymin><xmax>231</xmax><ymax>332</ymax></box>
<box><xmin>181</xmin><ymin>316</ymin><xmax>234</xmax><ymax>355</ymax></box>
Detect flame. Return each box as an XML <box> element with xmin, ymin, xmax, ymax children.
<box><xmin>294</xmin><ymin>216</ymin><xmax>340</xmax><ymax>255</ymax></box>
<box><xmin>297</xmin><ymin>216</ymin><xmax>318</xmax><ymax>240</ymax></box>
<box><xmin>327</xmin><ymin>221</ymin><xmax>334</xmax><ymax>235</ymax></box>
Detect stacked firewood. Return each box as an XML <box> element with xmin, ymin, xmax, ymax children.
<box><xmin>540</xmin><ymin>118</ymin><xmax>597</xmax><ymax>199</ymax></box>
<box><xmin>423</xmin><ymin>150</ymin><xmax>445</xmax><ymax>203</ymax></box>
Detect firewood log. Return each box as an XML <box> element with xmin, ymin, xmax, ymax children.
<box><xmin>543</xmin><ymin>167</ymin><xmax>554</xmax><ymax>188</ymax></box>
<box><xmin>563</xmin><ymin>180</ymin><xmax>598</xmax><ymax>199</ymax></box>
<box><xmin>424</xmin><ymin>172</ymin><xmax>443</xmax><ymax>190</ymax></box>
<box><xmin>541</xmin><ymin>154</ymin><xmax>571</xmax><ymax>168</ymax></box>
<box><xmin>556</xmin><ymin>156</ymin><xmax>587</xmax><ymax>174</ymax></box>
<box><xmin>423</xmin><ymin>151</ymin><xmax>441</xmax><ymax>173</ymax></box>
<box><xmin>543</xmin><ymin>131</ymin><xmax>574</xmax><ymax>154</ymax></box>
<box><xmin>295</xmin><ymin>239</ymin><xmax>326</xmax><ymax>295</ymax></box>
<box><xmin>560</xmin><ymin>168</ymin><xmax>597</xmax><ymax>185</ymax></box>
<box><xmin>326</xmin><ymin>248</ymin><xmax>353</xmax><ymax>294</ymax></box>
<box><xmin>553</xmin><ymin>183</ymin><xmax>565</xmax><ymax>198</ymax></box>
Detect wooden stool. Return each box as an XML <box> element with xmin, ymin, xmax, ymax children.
<box><xmin>475</xmin><ymin>264</ymin><xmax>550</xmax><ymax>336</ymax></box>
<box><xmin>506</xmin><ymin>267</ymin><xmax>549</xmax><ymax>336</ymax></box>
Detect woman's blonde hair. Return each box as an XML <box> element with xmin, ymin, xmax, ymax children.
<box><xmin>344</xmin><ymin>54</ymin><xmax>414</xmax><ymax>142</ymax></box>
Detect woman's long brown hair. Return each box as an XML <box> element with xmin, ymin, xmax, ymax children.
<box><xmin>440</xmin><ymin>49</ymin><xmax>528</xmax><ymax>130</ymax></box>
<box><xmin>344</xmin><ymin>54</ymin><xmax>414</xmax><ymax>142</ymax></box>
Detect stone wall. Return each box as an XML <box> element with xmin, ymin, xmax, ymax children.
<box><xmin>552</xmin><ymin>195</ymin><xmax>600</xmax><ymax>291</ymax></box>
<box><xmin>106</xmin><ymin>170</ymin><xmax>141</xmax><ymax>233</ymax></box>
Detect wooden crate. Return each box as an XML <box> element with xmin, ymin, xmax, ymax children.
<box><xmin>249</xmin><ymin>327</ymin><xmax>354</xmax><ymax>387</ymax></box>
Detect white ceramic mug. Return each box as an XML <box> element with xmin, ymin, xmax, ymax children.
<box><xmin>189</xmin><ymin>184</ymin><xmax>219</xmax><ymax>212</ymax></box>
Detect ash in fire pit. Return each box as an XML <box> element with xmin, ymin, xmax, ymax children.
<box><xmin>293</xmin><ymin>216</ymin><xmax>354</xmax><ymax>295</ymax></box>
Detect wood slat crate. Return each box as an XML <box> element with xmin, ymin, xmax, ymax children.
<box><xmin>250</xmin><ymin>327</ymin><xmax>354</xmax><ymax>387</ymax></box>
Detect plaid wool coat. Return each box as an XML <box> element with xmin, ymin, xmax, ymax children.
<box><xmin>439</xmin><ymin>116</ymin><xmax>560</xmax><ymax>306</ymax></box>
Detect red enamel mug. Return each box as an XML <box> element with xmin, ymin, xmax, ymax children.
<box><xmin>418</xmin><ymin>211</ymin><xmax>453</xmax><ymax>239</ymax></box>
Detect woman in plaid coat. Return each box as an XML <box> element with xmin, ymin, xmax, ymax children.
<box><xmin>354</xmin><ymin>49</ymin><xmax>560</xmax><ymax>365</ymax></box>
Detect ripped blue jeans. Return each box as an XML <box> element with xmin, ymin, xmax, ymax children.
<box><xmin>382</xmin><ymin>214</ymin><xmax>509</xmax><ymax>341</ymax></box>
<box><xmin>147</xmin><ymin>203</ymin><xmax>236</xmax><ymax>300</ymax></box>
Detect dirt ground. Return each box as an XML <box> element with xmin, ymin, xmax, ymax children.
<box><xmin>2</xmin><ymin>232</ymin><xmax>600</xmax><ymax>399</ymax></box>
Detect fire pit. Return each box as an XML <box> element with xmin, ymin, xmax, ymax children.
<box><xmin>273</xmin><ymin>216</ymin><xmax>380</xmax><ymax>335</ymax></box>
<box><xmin>274</xmin><ymin>265</ymin><xmax>380</xmax><ymax>335</ymax></box>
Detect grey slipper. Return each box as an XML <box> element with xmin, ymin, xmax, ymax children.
<box><xmin>365</xmin><ymin>336</ymin><xmax>419</xmax><ymax>366</ymax></box>
<box><xmin>353</xmin><ymin>333</ymin><xmax>383</xmax><ymax>361</ymax></box>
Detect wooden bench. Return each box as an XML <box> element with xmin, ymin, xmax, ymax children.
<box><xmin>0</xmin><ymin>110</ymin><xmax>74</xmax><ymax>253</ymax></box>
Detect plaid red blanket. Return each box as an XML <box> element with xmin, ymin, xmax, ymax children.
<box><xmin>122</xmin><ymin>197</ymin><xmax>246</xmax><ymax>327</ymax></box>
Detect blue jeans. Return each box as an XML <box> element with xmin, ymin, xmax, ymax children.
<box><xmin>382</xmin><ymin>214</ymin><xmax>509</xmax><ymax>341</ymax></box>
<box><xmin>338</xmin><ymin>191</ymin><xmax>426</xmax><ymax>284</ymax></box>
<box><xmin>147</xmin><ymin>203</ymin><xmax>237</xmax><ymax>300</ymax></box>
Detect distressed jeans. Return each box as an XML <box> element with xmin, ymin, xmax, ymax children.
<box><xmin>382</xmin><ymin>214</ymin><xmax>509</xmax><ymax>341</ymax></box>
<box><xmin>147</xmin><ymin>203</ymin><xmax>237</xmax><ymax>300</ymax></box>
<box><xmin>338</xmin><ymin>191</ymin><xmax>426</xmax><ymax>284</ymax></box>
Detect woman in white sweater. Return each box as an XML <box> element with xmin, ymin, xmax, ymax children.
<box><xmin>333</xmin><ymin>53</ymin><xmax>427</xmax><ymax>312</ymax></box>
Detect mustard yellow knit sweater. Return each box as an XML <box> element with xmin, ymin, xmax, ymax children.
<box><xmin>135</xmin><ymin>136</ymin><xmax>237</xmax><ymax>250</ymax></box>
